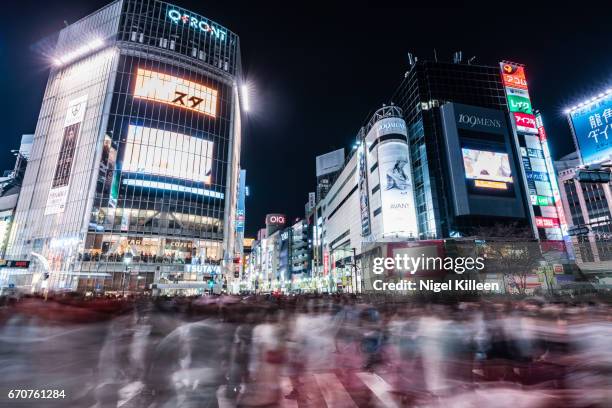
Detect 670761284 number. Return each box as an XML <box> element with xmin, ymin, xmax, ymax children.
<box><xmin>7</xmin><ymin>389</ymin><xmax>66</xmax><ymax>399</ymax></box>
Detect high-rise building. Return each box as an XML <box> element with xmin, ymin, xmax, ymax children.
<box><xmin>555</xmin><ymin>88</ymin><xmax>612</xmax><ymax>278</ymax></box>
<box><xmin>315</xmin><ymin>148</ymin><xmax>345</xmax><ymax>201</ymax></box>
<box><xmin>6</xmin><ymin>0</ymin><xmax>245</xmax><ymax>294</ymax></box>
<box><xmin>392</xmin><ymin>59</ymin><xmax>537</xmax><ymax>239</ymax></box>
<box><xmin>0</xmin><ymin>135</ymin><xmax>33</xmax><ymax>261</ymax></box>
<box><xmin>556</xmin><ymin>152</ymin><xmax>612</xmax><ymax>273</ymax></box>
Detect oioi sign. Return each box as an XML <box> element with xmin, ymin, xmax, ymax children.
<box><xmin>167</xmin><ymin>9</ymin><xmax>227</xmax><ymax>41</ymax></box>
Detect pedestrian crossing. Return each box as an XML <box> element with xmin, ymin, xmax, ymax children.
<box><xmin>215</xmin><ymin>370</ymin><xmax>400</xmax><ymax>408</ymax></box>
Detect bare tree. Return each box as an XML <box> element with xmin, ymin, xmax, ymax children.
<box><xmin>474</xmin><ymin>223</ymin><xmax>542</xmax><ymax>295</ymax></box>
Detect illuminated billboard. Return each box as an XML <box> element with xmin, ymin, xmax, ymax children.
<box><xmin>507</xmin><ymin>94</ymin><xmax>533</xmax><ymax>114</ymax></box>
<box><xmin>133</xmin><ymin>68</ymin><xmax>217</xmax><ymax>117</ymax></box>
<box><xmin>462</xmin><ymin>148</ymin><xmax>513</xmax><ymax>184</ymax></box>
<box><xmin>500</xmin><ymin>63</ymin><xmax>528</xmax><ymax>90</ymax></box>
<box><xmin>122</xmin><ymin>125</ymin><xmax>213</xmax><ymax>183</ymax></box>
<box><xmin>512</xmin><ymin>112</ymin><xmax>538</xmax><ymax>134</ymax></box>
<box><xmin>45</xmin><ymin>95</ymin><xmax>88</xmax><ymax>215</ymax></box>
<box><xmin>378</xmin><ymin>141</ymin><xmax>418</xmax><ymax>238</ymax></box>
<box><xmin>568</xmin><ymin>93</ymin><xmax>612</xmax><ymax>165</ymax></box>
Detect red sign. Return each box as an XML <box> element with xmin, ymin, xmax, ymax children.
<box><xmin>538</xmin><ymin>125</ymin><xmax>547</xmax><ymax>142</ymax></box>
<box><xmin>501</xmin><ymin>63</ymin><xmax>528</xmax><ymax>90</ymax></box>
<box><xmin>265</xmin><ymin>214</ymin><xmax>286</xmax><ymax>225</ymax></box>
<box><xmin>513</xmin><ymin>112</ymin><xmax>538</xmax><ymax>134</ymax></box>
<box><xmin>323</xmin><ymin>252</ymin><xmax>329</xmax><ymax>275</ymax></box>
<box><xmin>535</xmin><ymin>216</ymin><xmax>560</xmax><ymax>229</ymax></box>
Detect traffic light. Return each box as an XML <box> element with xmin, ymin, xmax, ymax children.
<box><xmin>576</xmin><ymin>169</ymin><xmax>611</xmax><ymax>183</ymax></box>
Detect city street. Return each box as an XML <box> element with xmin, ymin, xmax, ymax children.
<box><xmin>1</xmin><ymin>295</ymin><xmax>611</xmax><ymax>407</ymax></box>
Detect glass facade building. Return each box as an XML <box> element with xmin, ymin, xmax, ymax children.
<box><xmin>392</xmin><ymin>60</ymin><xmax>532</xmax><ymax>239</ymax></box>
<box><xmin>6</xmin><ymin>0</ymin><xmax>244</xmax><ymax>293</ymax></box>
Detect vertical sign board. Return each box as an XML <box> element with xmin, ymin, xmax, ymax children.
<box><xmin>308</xmin><ymin>192</ymin><xmax>316</xmax><ymax>212</ymax></box>
<box><xmin>45</xmin><ymin>96</ymin><xmax>88</xmax><ymax>215</ymax></box>
<box><xmin>377</xmin><ymin>141</ymin><xmax>418</xmax><ymax>238</ymax></box>
<box><xmin>357</xmin><ymin>145</ymin><xmax>371</xmax><ymax>236</ymax></box>
<box><xmin>236</xmin><ymin>169</ymin><xmax>246</xmax><ymax>232</ymax></box>
<box><xmin>499</xmin><ymin>62</ymin><xmax>566</xmax><ymax>242</ymax></box>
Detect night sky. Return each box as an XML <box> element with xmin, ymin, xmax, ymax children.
<box><xmin>2</xmin><ymin>1</ymin><xmax>611</xmax><ymax>237</ymax></box>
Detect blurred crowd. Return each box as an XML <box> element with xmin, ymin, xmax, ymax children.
<box><xmin>0</xmin><ymin>293</ymin><xmax>611</xmax><ymax>407</ymax></box>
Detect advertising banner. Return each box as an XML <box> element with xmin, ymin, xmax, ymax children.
<box><xmin>45</xmin><ymin>95</ymin><xmax>88</xmax><ymax>215</ymax></box>
<box><xmin>507</xmin><ymin>94</ymin><xmax>533</xmax><ymax>114</ymax></box>
<box><xmin>357</xmin><ymin>145</ymin><xmax>371</xmax><ymax>236</ymax></box>
<box><xmin>462</xmin><ymin>148</ymin><xmax>513</xmax><ymax>183</ymax></box>
<box><xmin>123</xmin><ymin>125</ymin><xmax>214</xmax><ymax>183</ymax></box>
<box><xmin>236</xmin><ymin>169</ymin><xmax>246</xmax><ymax>233</ymax></box>
<box><xmin>133</xmin><ymin>68</ymin><xmax>218</xmax><ymax>117</ymax></box>
<box><xmin>315</xmin><ymin>148</ymin><xmax>345</xmax><ymax>177</ymax></box>
<box><xmin>513</xmin><ymin>112</ymin><xmax>539</xmax><ymax>134</ymax></box>
<box><xmin>569</xmin><ymin>93</ymin><xmax>612</xmax><ymax>165</ymax></box>
<box><xmin>500</xmin><ymin>63</ymin><xmax>528</xmax><ymax>90</ymax></box>
<box><xmin>535</xmin><ymin>216</ymin><xmax>560</xmax><ymax>228</ymax></box>
<box><xmin>377</xmin><ymin>141</ymin><xmax>418</xmax><ymax>238</ymax></box>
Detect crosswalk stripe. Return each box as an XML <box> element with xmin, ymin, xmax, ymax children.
<box><xmin>314</xmin><ymin>373</ymin><xmax>358</xmax><ymax>408</ymax></box>
<box><xmin>356</xmin><ymin>372</ymin><xmax>400</xmax><ymax>408</ymax></box>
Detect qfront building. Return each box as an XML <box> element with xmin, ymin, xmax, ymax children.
<box><xmin>6</xmin><ymin>0</ymin><xmax>245</xmax><ymax>294</ymax></box>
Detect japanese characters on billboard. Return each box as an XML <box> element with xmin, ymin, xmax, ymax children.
<box><xmin>535</xmin><ymin>216</ymin><xmax>560</xmax><ymax>229</ymax></box>
<box><xmin>357</xmin><ymin>145</ymin><xmax>371</xmax><ymax>236</ymax></box>
<box><xmin>568</xmin><ymin>93</ymin><xmax>612</xmax><ymax>165</ymax></box>
<box><xmin>500</xmin><ymin>61</ymin><xmax>567</xmax><ymax>242</ymax></box>
<box><xmin>507</xmin><ymin>94</ymin><xmax>533</xmax><ymax>114</ymax></box>
<box><xmin>501</xmin><ymin>63</ymin><xmax>528</xmax><ymax>90</ymax></box>
<box><xmin>122</xmin><ymin>125</ymin><xmax>214</xmax><ymax>183</ymax></box>
<box><xmin>236</xmin><ymin>169</ymin><xmax>246</xmax><ymax>233</ymax></box>
<box><xmin>133</xmin><ymin>68</ymin><xmax>218</xmax><ymax>117</ymax></box>
<box><xmin>377</xmin><ymin>141</ymin><xmax>418</xmax><ymax>238</ymax></box>
<box><xmin>45</xmin><ymin>95</ymin><xmax>88</xmax><ymax>215</ymax></box>
<box><xmin>513</xmin><ymin>112</ymin><xmax>538</xmax><ymax>134</ymax></box>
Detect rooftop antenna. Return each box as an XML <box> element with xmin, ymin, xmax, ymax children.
<box><xmin>452</xmin><ymin>51</ymin><xmax>463</xmax><ymax>64</ymax></box>
<box><xmin>407</xmin><ymin>52</ymin><xmax>415</xmax><ymax>66</ymax></box>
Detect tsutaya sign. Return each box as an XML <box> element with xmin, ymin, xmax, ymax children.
<box><xmin>167</xmin><ymin>9</ymin><xmax>227</xmax><ymax>41</ymax></box>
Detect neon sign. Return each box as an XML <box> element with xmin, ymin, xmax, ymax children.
<box><xmin>167</xmin><ymin>9</ymin><xmax>227</xmax><ymax>41</ymax></box>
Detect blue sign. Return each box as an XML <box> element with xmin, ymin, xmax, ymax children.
<box><xmin>570</xmin><ymin>93</ymin><xmax>612</xmax><ymax>165</ymax></box>
<box><xmin>167</xmin><ymin>9</ymin><xmax>227</xmax><ymax>41</ymax></box>
<box><xmin>527</xmin><ymin>148</ymin><xmax>544</xmax><ymax>159</ymax></box>
<box><xmin>236</xmin><ymin>170</ymin><xmax>246</xmax><ymax>233</ymax></box>
<box><xmin>526</xmin><ymin>171</ymin><xmax>549</xmax><ymax>183</ymax></box>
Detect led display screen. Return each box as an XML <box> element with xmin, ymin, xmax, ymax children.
<box><xmin>133</xmin><ymin>68</ymin><xmax>218</xmax><ymax>117</ymax></box>
<box><xmin>462</xmin><ymin>148</ymin><xmax>513</xmax><ymax>183</ymax></box>
<box><xmin>569</xmin><ymin>93</ymin><xmax>612</xmax><ymax>165</ymax></box>
<box><xmin>122</xmin><ymin>125</ymin><xmax>213</xmax><ymax>183</ymax></box>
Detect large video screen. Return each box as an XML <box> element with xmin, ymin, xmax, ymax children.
<box><xmin>122</xmin><ymin>125</ymin><xmax>214</xmax><ymax>184</ymax></box>
<box><xmin>462</xmin><ymin>148</ymin><xmax>513</xmax><ymax>184</ymax></box>
<box><xmin>133</xmin><ymin>68</ymin><xmax>218</xmax><ymax>117</ymax></box>
<box><xmin>569</xmin><ymin>93</ymin><xmax>612</xmax><ymax>165</ymax></box>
